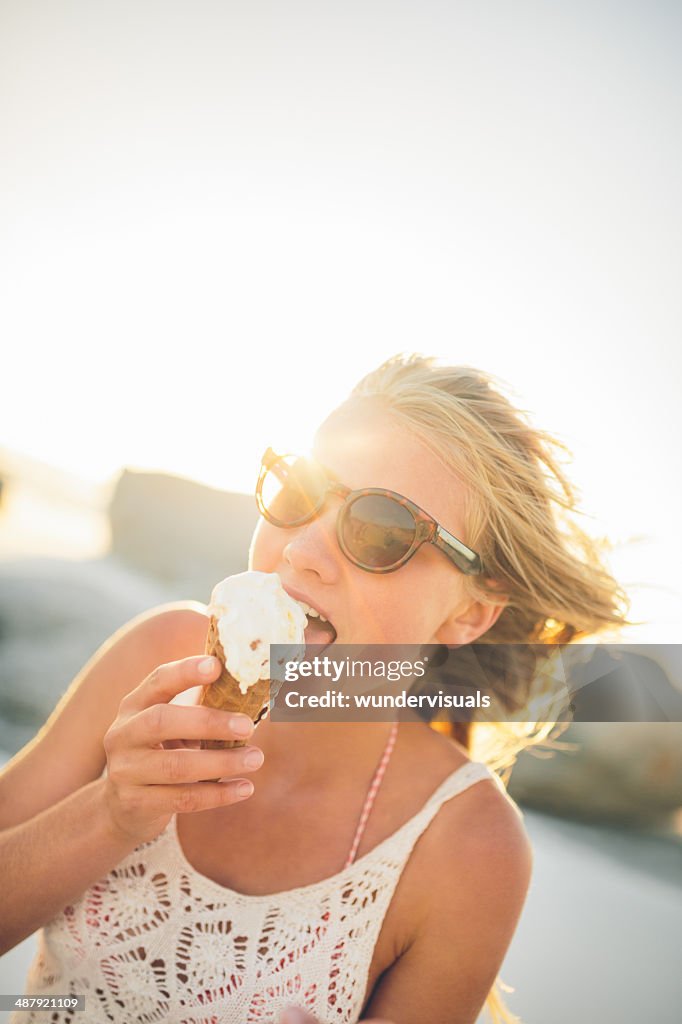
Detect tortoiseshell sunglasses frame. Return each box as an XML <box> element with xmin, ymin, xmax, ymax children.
<box><xmin>256</xmin><ymin>448</ymin><xmax>483</xmax><ymax>576</ymax></box>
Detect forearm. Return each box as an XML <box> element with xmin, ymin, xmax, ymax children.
<box><xmin>0</xmin><ymin>777</ymin><xmax>137</xmax><ymax>955</ymax></box>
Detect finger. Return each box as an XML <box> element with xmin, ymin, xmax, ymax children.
<box><xmin>141</xmin><ymin>745</ymin><xmax>265</xmax><ymax>785</ymax></box>
<box><xmin>126</xmin><ymin>703</ymin><xmax>255</xmax><ymax>746</ymax></box>
<box><xmin>123</xmin><ymin>656</ymin><xmax>224</xmax><ymax>714</ymax></box>
<box><xmin>143</xmin><ymin>778</ymin><xmax>255</xmax><ymax>816</ymax></box>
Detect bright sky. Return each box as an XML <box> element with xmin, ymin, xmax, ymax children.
<box><xmin>1</xmin><ymin>1</ymin><xmax>680</xmax><ymax>637</ymax></box>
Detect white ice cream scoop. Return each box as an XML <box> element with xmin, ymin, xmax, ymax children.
<box><xmin>208</xmin><ymin>571</ymin><xmax>307</xmax><ymax>693</ymax></box>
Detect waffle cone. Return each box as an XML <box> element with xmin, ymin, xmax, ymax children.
<box><xmin>199</xmin><ymin>616</ymin><xmax>272</xmax><ymax>750</ymax></box>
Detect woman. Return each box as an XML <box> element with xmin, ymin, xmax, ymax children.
<box><xmin>0</xmin><ymin>355</ymin><xmax>629</xmax><ymax>1024</ymax></box>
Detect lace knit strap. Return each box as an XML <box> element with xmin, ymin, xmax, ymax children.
<box><xmin>377</xmin><ymin>759</ymin><xmax>500</xmax><ymax>866</ymax></box>
<box><xmin>344</xmin><ymin>722</ymin><xmax>399</xmax><ymax>869</ymax></box>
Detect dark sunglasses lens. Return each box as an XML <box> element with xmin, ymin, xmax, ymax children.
<box><xmin>341</xmin><ymin>494</ymin><xmax>417</xmax><ymax>568</ymax></box>
<box><xmin>260</xmin><ymin>456</ymin><xmax>327</xmax><ymax>524</ymax></box>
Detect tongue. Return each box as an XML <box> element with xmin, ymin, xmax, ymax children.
<box><xmin>304</xmin><ymin>616</ymin><xmax>336</xmax><ymax>650</ymax></box>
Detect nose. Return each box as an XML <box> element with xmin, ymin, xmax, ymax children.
<box><xmin>282</xmin><ymin>504</ymin><xmax>344</xmax><ymax>583</ymax></box>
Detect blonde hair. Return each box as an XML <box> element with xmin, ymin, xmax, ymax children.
<box><xmin>352</xmin><ymin>353</ymin><xmax>633</xmax><ymax>1023</ymax></box>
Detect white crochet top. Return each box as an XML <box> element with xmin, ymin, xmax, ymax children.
<box><xmin>14</xmin><ymin>760</ymin><xmax>497</xmax><ymax>1024</ymax></box>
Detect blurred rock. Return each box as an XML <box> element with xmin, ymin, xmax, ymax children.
<box><xmin>0</xmin><ymin>556</ymin><xmax>171</xmax><ymax>754</ymax></box>
<box><xmin>108</xmin><ymin>469</ymin><xmax>257</xmax><ymax>600</ymax></box>
<box><xmin>507</xmin><ymin>721</ymin><xmax>682</xmax><ymax>827</ymax></box>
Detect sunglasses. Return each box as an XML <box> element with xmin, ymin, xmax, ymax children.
<box><xmin>256</xmin><ymin>448</ymin><xmax>483</xmax><ymax>576</ymax></box>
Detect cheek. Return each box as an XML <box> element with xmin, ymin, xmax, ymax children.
<box><xmin>365</xmin><ymin>564</ymin><xmax>462</xmax><ymax>643</ymax></box>
<box><xmin>355</xmin><ymin>576</ymin><xmax>434</xmax><ymax>643</ymax></box>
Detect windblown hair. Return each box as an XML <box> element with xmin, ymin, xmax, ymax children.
<box><xmin>352</xmin><ymin>352</ymin><xmax>633</xmax><ymax>1024</ymax></box>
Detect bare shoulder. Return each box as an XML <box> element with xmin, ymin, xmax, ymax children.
<box><xmin>137</xmin><ymin>600</ymin><xmax>210</xmax><ymax>656</ymax></box>
<box><xmin>436</xmin><ymin>769</ymin><xmax>531</xmax><ymax>875</ymax></box>
<box><xmin>407</xmin><ymin>727</ymin><xmax>530</xmax><ymax>856</ymax></box>
<box><xmin>365</xmin><ymin>750</ymin><xmax>533</xmax><ymax>1022</ymax></box>
<box><xmin>411</xmin><ymin>770</ymin><xmax>532</xmax><ymax>950</ymax></box>
<box><xmin>408</xmin><ymin>757</ymin><xmax>533</xmax><ymax>924</ymax></box>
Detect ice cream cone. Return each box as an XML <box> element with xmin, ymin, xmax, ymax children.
<box><xmin>199</xmin><ymin>616</ymin><xmax>273</xmax><ymax>750</ymax></box>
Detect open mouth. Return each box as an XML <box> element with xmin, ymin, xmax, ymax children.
<box><xmin>296</xmin><ymin>600</ymin><xmax>338</xmax><ymax>655</ymax></box>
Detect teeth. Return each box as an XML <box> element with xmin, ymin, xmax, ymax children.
<box><xmin>297</xmin><ymin>600</ymin><xmax>328</xmax><ymax>624</ymax></box>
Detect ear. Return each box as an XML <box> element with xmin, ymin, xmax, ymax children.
<box><xmin>434</xmin><ymin>589</ymin><xmax>508</xmax><ymax>646</ymax></box>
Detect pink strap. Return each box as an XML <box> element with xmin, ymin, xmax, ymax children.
<box><xmin>344</xmin><ymin>722</ymin><xmax>399</xmax><ymax>869</ymax></box>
